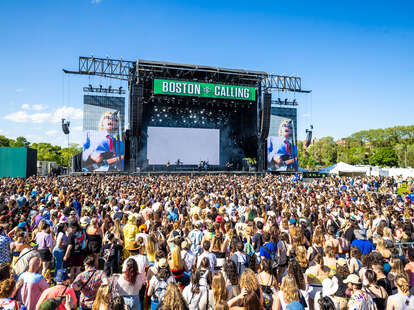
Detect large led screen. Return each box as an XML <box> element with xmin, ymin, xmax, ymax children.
<box><xmin>82</xmin><ymin>95</ymin><xmax>125</xmax><ymax>172</ymax></box>
<box><xmin>267</xmin><ymin>107</ymin><xmax>298</xmax><ymax>172</ymax></box>
<box><xmin>147</xmin><ymin>127</ymin><xmax>220</xmax><ymax>165</ymax></box>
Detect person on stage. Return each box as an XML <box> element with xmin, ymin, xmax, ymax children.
<box><xmin>82</xmin><ymin>111</ymin><xmax>125</xmax><ymax>172</ymax></box>
<box><xmin>267</xmin><ymin>119</ymin><xmax>298</xmax><ymax>171</ymax></box>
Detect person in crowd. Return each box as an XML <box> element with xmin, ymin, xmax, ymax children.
<box><xmin>182</xmin><ymin>270</ymin><xmax>211</xmax><ymax>310</ymax></box>
<box><xmin>64</xmin><ymin>222</ymin><xmax>86</xmax><ymax>281</ymax></box>
<box><xmin>115</xmin><ymin>258</ymin><xmax>142</xmax><ymax>310</ymax></box>
<box><xmin>35</xmin><ymin>269</ymin><xmax>77</xmax><ymax>310</ymax></box>
<box><xmin>159</xmin><ymin>282</ymin><xmax>189</xmax><ymax>310</ymax></box>
<box><xmin>386</xmin><ymin>274</ymin><xmax>414</xmax><ymax>310</ymax></box>
<box><xmin>72</xmin><ymin>256</ymin><xmax>106</xmax><ymax>310</ymax></box>
<box><xmin>147</xmin><ymin>258</ymin><xmax>175</xmax><ymax>310</ymax></box>
<box><xmin>0</xmin><ymin>278</ymin><xmax>26</xmax><ymax>310</ymax></box>
<box><xmin>16</xmin><ymin>257</ymin><xmax>49</xmax><ymax>310</ymax></box>
<box><xmin>86</xmin><ymin>218</ymin><xmax>103</xmax><ymax>268</ymax></box>
<box><xmin>343</xmin><ymin>274</ymin><xmax>376</xmax><ymax>310</ymax></box>
<box><xmin>35</xmin><ymin>221</ymin><xmax>54</xmax><ymax>276</ymax></box>
<box><xmin>53</xmin><ymin>222</ymin><xmax>68</xmax><ymax>272</ymax></box>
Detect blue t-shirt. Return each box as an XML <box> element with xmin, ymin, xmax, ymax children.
<box><xmin>260</xmin><ymin>242</ymin><xmax>277</xmax><ymax>259</ymax></box>
<box><xmin>351</xmin><ymin>239</ymin><xmax>374</xmax><ymax>255</ymax></box>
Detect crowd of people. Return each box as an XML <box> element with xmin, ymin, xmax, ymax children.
<box><xmin>0</xmin><ymin>174</ymin><xmax>413</xmax><ymax>310</ymax></box>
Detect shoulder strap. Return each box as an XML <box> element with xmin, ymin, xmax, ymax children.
<box><xmin>15</xmin><ymin>248</ymin><xmax>36</xmax><ymax>264</ymax></box>
<box><xmin>402</xmin><ymin>294</ymin><xmax>412</xmax><ymax>310</ymax></box>
<box><xmin>80</xmin><ymin>269</ymin><xmax>97</xmax><ymax>291</ymax></box>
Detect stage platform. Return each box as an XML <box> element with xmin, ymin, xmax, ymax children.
<box><xmin>69</xmin><ymin>170</ymin><xmax>299</xmax><ymax>177</ymax></box>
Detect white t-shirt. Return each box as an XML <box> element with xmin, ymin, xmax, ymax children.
<box><xmin>123</xmin><ymin>254</ymin><xmax>149</xmax><ymax>284</ymax></box>
<box><xmin>182</xmin><ymin>284</ymin><xmax>210</xmax><ymax>310</ymax></box>
<box><xmin>115</xmin><ymin>274</ymin><xmax>142</xmax><ymax>296</ymax></box>
<box><xmin>181</xmin><ymin>250</ymin><xmax>196</xmax><ymax>271</ymax></box>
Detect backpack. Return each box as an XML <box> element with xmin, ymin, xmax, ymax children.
<box><xmin>262</xmin><ymin>285</ymin><xmax>275</xmax><ymax>309</ymax></box>
<box><xmin>261</xmin><ymin>275</ymin><xmax>276</xmax><ymax>310</ymax></box>
<box><xmin>153</xmin><ymin>276</ymin><xmax>168</xmax><ymax>302</ymax></box>
<box><xmin>72</xmin><ymin>230</ymin><xmax>86</xmax><ymax>254</ymax></box>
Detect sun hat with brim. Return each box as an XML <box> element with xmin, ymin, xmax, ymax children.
<box><xmin>158</xmin><ymin>258</ymin><xmax>168</xmax><ymax>269</ymax></box>
<box><xmin>343</xmin><ymin>274</ymin><xmax>361</xmax><ymax>285</ymax></box>
<box><xmin>337</xmin><ymin>258</ymin><xmax>347</xmax><ymax>267</ymax></box>
<box><xmin>54</xmin><ymin>268</ymin><xmax>69</xmax><ymax>283</ymax></box>
<box><xmin>322</xmin><ymin>277</ymin><xmax>339</xmax><ymax>297</ymax></box>
<box><xmin>354</xmin><ymin>230</ymin><xmax>367</xmax><ymax>240</ymax></box>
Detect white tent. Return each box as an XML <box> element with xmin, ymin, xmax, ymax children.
<box><xmin>320</xmin><ymin>162</ymin><xmax>367</xmax><ymax>175</ymax></box>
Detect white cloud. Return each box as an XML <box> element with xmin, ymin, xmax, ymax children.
<box><xmin>4</xmin><ymin>111</ymin><xmax>52</xmax><ymax>123</ymax></box>
<box><xmin>91</xmin><ymin>0</ymin><xmax>102</xmax><ymax>3</ymax></box>
<box><xmin>21</xmin><ymin>104</ymin><xmax>47</xmax><ymax>111</ymax></box>
<box><xmin>15</xmin><ymin>88</ymin><xmax>24</xmax><ymax>93</ymax></box>
<box><xmin>32</xmin><ymin>104</ymin><xmax>47</xmax><ymax>111</ymax></box>
<box><xmin>46</xmin><ymin>130</ymin><xmax>58</xmax><ymax>136</ymax></box>
<box><xmin>52</xmin><ymin>106</ymin><xmax>83</xmax><ymax>123</ymax></box>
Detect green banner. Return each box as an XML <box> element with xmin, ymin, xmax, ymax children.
<box><xmin>153</xmin><ymin>79</ymin><xmax>256</xmax><ymax>101</ymax></box>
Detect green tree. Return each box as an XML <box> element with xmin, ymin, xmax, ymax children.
<box><xmin>368</xmin><ymin>147</ymin><xmax>398</xmax><ymax>167</ymax></box>
<box><xmin>60</xmin><ymin>143</ymin><xmax>82</xmax><ymax>167</ymax></box>
<box><xmin>11</xmin><ymin>136</ymin><xmax>30</xmax><ymax>147</ymax></box>
<box><xmin>0</xmin><ymin>135</ymin><xmax>11</xmax><ymax>147</ymax></box>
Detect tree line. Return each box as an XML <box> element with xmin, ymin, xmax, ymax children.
<box><xmin>0</xmin><ymin>135</ymin><xmax>81</xmax><ymax>167</ymax></box>
<box><xmin>298</xmin><ymin>125</ymin><xmax>414</xmax><ymax>169</ymax></box>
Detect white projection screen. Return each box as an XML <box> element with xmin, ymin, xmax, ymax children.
<box><xmin>147</xmin><ymin>127</ymin><xmax>220</xmax><ymax>165</ymax></box>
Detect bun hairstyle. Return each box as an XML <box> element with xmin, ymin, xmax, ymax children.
<box><xmin>396</xmin><ymin>274</ymin><xmax>410</xmax><ymax>295</ymax></box>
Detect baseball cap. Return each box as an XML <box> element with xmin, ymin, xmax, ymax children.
<box><xmin>343</xmin><ymin>274</ymin><xmax>361</xmax><ymax>285</ymax></box>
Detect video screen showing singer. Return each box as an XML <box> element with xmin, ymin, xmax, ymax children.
<box><xmin>267</xmin><ymin>119</ymin><xmax>298</xmax><ymax>171</ymax></box>
<box><xmin>82</xmin><ymin>111</ymin><xmax>125</xmax><ymax>172</ymax></box>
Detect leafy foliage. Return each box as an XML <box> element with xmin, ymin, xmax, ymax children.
<box><xmin>299</xmin><ymin>125</ymin><xmax>414</xmax><ymax>168</ymax></box>
<box><xmin>0</xmin><ymin>136</ymin><xmax>81</xmax><ymax>167</ymax></box>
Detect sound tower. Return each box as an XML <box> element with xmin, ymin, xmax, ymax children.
<box><xmin>260</xmin><ymin>92</ymin><xmax>271</xmax><ymax>140</ymax></box>
<box><xmin>128</xmin><ymin>83</ymin><xmax>144</xmax><ymax>171</ymax></box>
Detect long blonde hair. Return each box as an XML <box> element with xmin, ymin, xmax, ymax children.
<box><xmin>281</xmin><ymin>274</ymin><xmax>299</xmax><ymax>304</ymax></box>
<box><xmin>92</xmin><ymin>285</ymin><xmax>109</xmax><ymax>310</ymax></box>
<box><xmin>296</xmin><ymin>246</ymin><xmax>308</xmax><ymax>269</ymax></box>
<box><xmin>146</xmin><ymin>234</ymin><xmax>157</xmax><ymax>259</ymax></box>
<box><xmin>163</xmin><ymin>282</ymin><xmax>187</xmax><ymax>310</ymax></box>
<box><xmin>170</xmin><ymin>245</ymin><xmax>184</xmax><ymax>270</ymax></box>
<box><xmin>395</xmin><ymin>274</ymin><xmax>410</xmax><ymax>296</ymax></box>
<box><xmin>376</xmin><ymin>238</ymin><xmax>391</xmax><ymax>258</ymax></box>
<box><xmin>240</xmin><ymin>269</ymin><xmax>259</xmax><ymax>292</ymax></box>
<box><xmin>212</xmin><ymin>272</ymin><xmax>227</xmax><ymax>304</ymax></box>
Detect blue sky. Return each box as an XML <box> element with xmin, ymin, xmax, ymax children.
<box><xmin>0</xmin><ymin>0</ymin><xmax>413</xmax><ymax>146</ymax></box>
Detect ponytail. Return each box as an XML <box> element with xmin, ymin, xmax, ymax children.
<box><xmin>191</xmin><ymin>270</ymin><xmax>201</xmax><ymax>294</ymax></box>
<box><xmin>396</xmin><ymin>275</ymin><xmax>410</xmax><ymax>296</ymax></box>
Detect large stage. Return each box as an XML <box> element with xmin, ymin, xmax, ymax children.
<box><xmin>71</xmin><ymin>170</ymin><xmax>267</xmax><ymax>176</ymax></box>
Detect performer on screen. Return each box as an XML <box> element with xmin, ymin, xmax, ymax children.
<box><xmin>267</xmin><ymin>119</ymin><xmax>298</xmax><ymax>171</ymax></box>
<box><xmin>82</xmin><ymin>111</ymin><xmax>125</xmax><ymax>172</ymax></box>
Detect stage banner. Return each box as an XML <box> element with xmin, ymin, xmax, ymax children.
<box><xmin>153</xmin><ymin>79</ymin><xmax>256</xmax><ymax>101</ymax></box>
<box><xmin>81</xmin><ymin>95</ymin><xmax>125</xmax><ymax>172</ymax></box>
<box><xmin>267</xmin><ymin>107</ymin><xmax>298</xmax><ymax>172</ymax></box>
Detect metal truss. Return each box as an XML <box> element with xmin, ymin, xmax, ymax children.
<box><xmin>83</xmin><ymin>85</ymin><xmax>126</xmax><ymax>94</ymax></box>
<box><xmin>262</xmin><ymin>75</ymin><xmax>311</xmax><ymax>93</ymax></box>
<box><xmin>63</xmin><ymin>56</ymin><xmax>134</xmax><ymax>81</ymax></box>
<box><xmin>271</xmin><ymin>98</ymin><xmax>298</xmax><ymax>106</ymax></box>
<box><xmin>64</xmin><ymin>56</ymin><xmax>311</xmax><ymax>93</ymax></box>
